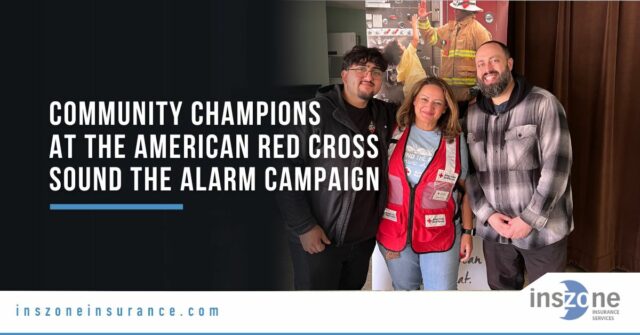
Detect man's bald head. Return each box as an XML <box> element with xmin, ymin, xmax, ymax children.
<box><xmin>475</xmin><ymin>41</ymin><xmax>514</xmax><ymax>98</ymax></box>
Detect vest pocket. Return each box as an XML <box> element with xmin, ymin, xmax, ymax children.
<box><xmin>378</xmin><ymin>204</ymin><xmax>406</xmax><ymax>239</ymax></box>
<box><xmin>412</xmin><ymin>209</ymin><xmax>454</xmax><ymax>253</ymax></box>
<box><xmin>467</xmin><ymin>132</ymin><xmax>487</xmax><ymax>171</ymax></box>
<box><xmin>421</xmin><ymin>181</ymin><xmax>452</xmax><ymax>209</ymax></box>
<box><xmin>504</xmin><ymin>124</ymin><xmax>540</xmax><ymax>170</ymax></box>
<box><xmin>388</xmin><ymin>174</ymin><xmax>404</xmax><ymax>205</ymax></box>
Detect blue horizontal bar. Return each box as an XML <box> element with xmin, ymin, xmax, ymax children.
<box><xmin>49</xmin><ymin>203</ymin><xmax>183</xmax><ymax>211</ymax></box>
<box><xmin>0</xmin><ymin>334</ymin><xmax>589</xmax><ymax>335</ymax></box>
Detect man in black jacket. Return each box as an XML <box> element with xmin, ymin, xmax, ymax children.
<box><xmin>278</xmin><ymin>46</ymin><xmax>397</xmax><ymax>289</ymax></box>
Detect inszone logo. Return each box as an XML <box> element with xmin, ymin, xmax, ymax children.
<box><xmin>530</xmin><ymin>280</ymin><xmax>620</xmax><ymax>320</ymax></box>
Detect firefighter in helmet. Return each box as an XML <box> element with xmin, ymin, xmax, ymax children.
<box><xmin>419</xmin><ymin>0</ymin><xmax>491</xmax><ymax>117</ymax></box>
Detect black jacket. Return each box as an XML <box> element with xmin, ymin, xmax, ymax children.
<box><xmin>277</xmin><ymin>84</ymin><xmax>397</xmax><ymax>246</ymax></box>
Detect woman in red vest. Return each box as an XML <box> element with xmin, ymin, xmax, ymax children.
<box><xmin>377</xmin><ymin>77</ymin><xmax>474</xmax><ymax>290</ymax></box>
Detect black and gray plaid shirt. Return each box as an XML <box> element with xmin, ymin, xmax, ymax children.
<box><xmin>466</xmin><ymin>87</ymin><xmax>574</xmax><ymax>249</ymax></box>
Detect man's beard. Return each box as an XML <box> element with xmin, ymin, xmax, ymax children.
<box><xmin>357</xmin><ymin>81</ymin><xmax>376</xmax><ymax>100</ymax></box>
<box><xmin>477</xmin><ymin>69</ymin><xmax>512</xmax><ymax>98</ymax></box>
<box><xmin>358</xmin><ymin>91</ymin><xmax>375</xmax><ymax>100</ymax></box>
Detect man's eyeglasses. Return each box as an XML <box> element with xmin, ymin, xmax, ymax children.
<box><xmin>347</xmin><ymin>66</ymin><xmax>384</xmax><ymax>79</ymax></box>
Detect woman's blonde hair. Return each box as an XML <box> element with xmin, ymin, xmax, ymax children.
<box><xmin>396</xmin><ymin>77</ymin><xmax>461</xmax><ymax>140</ymax></box>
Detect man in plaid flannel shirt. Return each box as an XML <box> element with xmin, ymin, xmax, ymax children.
<box><xmin>466</xmin><ymin>41</ymin><xmax>573</xmax><ymax>289</ymax></box>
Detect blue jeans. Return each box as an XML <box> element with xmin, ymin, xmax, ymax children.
<box><xmin>378</xmin><ymin>226</ymin><xmax>461</xmax><ymax>290</ymax></box>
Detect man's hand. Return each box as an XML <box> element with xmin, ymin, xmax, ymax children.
<box><xmin>507</xmin><ymin>217</ymin><xmax>533</xmax><ymax>239</ymax></box>
<box><xmin>487</xmin><ymin>212</ymin><xmax>512</xmax><ymax>238</ymax></box>
<box><xmin>299</xmin><ymin>225</ymin><xmax>331</xmax><ymax>254</ymax></box>
<box><xmin>417</xmin><ymin>6</ymin><xmax>433</xmax><ymax>32</ymax></box>
<box><xmin>418</xmin><ymin>2</ymin><xmax>429</xmax><ymax>19</ymax></box>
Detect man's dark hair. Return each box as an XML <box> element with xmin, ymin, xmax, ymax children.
<box><xmin>479</xmin><ymin>40</ymin><xmax>511</xmax><ymax>59</ymax></box>
<box><xmin>342</xmin><ymin>45</ymin><xmax>388</xmax><ymax>72</ymax></box>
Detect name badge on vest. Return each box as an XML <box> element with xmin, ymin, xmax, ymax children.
<box><xmin>383</xmin><ymin>208</ymin><xmax>397</xmax><ymax>222</ymax></box>
<box><xmin>432</xmin><ymin>190</ymin><xmax>450</xmax><ymax>201</ymax></box>
<box><xmin>425</xmin><ymin>214</ymin><xmax>446</xmax><ymax>227</ymax></box>
<box><xmin>435</xmin><ymin>169</ymin><xmax>458</xmax><ymax>184</ymax></box>
<box><xmin>432</xmin><ymin>169</ymin><xmax>458</xmax><ymax>201</ymax></box>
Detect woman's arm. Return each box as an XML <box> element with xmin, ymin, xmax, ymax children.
<box><xmin>459</xmin><ymin>179</ymin><xmax>474</xmax><ymax>262</ymax></box>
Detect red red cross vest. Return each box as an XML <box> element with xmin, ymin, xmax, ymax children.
<box><xmin>377</xmin><ymin>127</ymin><xmax>461</xmax><ymax>253</ymax></box>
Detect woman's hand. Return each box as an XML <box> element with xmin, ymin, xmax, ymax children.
<box><xmin>459</xmin><ymin>233</ymin><xmax>473</xmax><ymax>262</ymax></box>
<box><xmin>458</xmin><ymin>182</ymin><xmax>474</xmax><ymax>262</ymax></box>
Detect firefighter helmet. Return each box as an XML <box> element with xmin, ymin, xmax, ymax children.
<box><xmin>450</xmin><ymin>0</ymin><xmax>483</xmax><ymax>12</ymax></box>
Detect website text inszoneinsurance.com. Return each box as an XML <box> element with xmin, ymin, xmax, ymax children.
<box><xmin>14</xmin><ymin>303</ymin><xmax>219</xmax><ymax>318</ymax></box>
